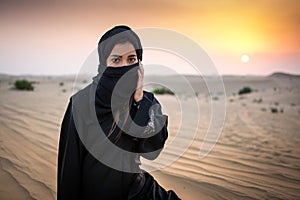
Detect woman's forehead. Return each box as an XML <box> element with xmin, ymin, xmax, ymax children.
<box><xmin>109</xmin><ymin>42</ymin><xmax>137</xmax><ymax>56</ymax></box>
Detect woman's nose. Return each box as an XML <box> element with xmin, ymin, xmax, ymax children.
<box><xmin>120</xmin><ymin>59</ymin><xmax>130</xmax><ymax>66</ymax></box>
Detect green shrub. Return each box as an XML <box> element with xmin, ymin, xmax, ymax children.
<box><xmin>212</xmin><ymin>96</ymin><xmax>219</xmax><ymax>101</ymax></box>
<box><xmin>253</xmin><ymin>98</ymin><xmax>263</xmax><ymax>103</ymax></box>
<box><xmin>261</xmin><ymin>108</ymin><xmax>267</xmax><ymax>112</ymax></box>
<box><xmin>14</xmin><ymin>79</ymin><xmax>34</xmax><ymax>91</ymax></box>
<box><xmin>271</xmin><ymin>107</ymin><xmax>278</xmax><ymax>113</ymax></box>
<box><xmin>238</xmin><ymin>86</ymin><xmax>252</xmax><ymax>95</ymax></box>
<box><xmin>152</xmin><ymin>87</ymin><xmax>174</xmax><ymax>95</ymax></box>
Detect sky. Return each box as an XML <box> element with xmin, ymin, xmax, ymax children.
<box><xmin>0</xmin><ymin>0</ymin><xmax>299</xmax><ymax>75</ymax></box>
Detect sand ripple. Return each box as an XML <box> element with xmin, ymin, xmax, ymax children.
<box><xmin>0</xmin><ymin>75</ymin><xmax>300</xmax><ymax>199</ymax></box>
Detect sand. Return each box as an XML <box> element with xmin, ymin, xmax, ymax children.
<box><xmin>0</xmin><ymin>73</ymin><xmax>299</xmax><ymax>199</ymax></box>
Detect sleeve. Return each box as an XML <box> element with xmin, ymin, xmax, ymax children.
<box><xmin>57</xmin><ymin>99</ymin><xmax>86</xmax><ymax>200</ymax></box>
<box><xmin>131</xmin><ymin>92</ymin><xmax>168</xmax><ymax>160</ymax></box>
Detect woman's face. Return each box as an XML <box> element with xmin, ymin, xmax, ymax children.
<box><xmin>106</xmin><ymin>42</ymin><xmax>138</xmax><ymax>67</ymax></box>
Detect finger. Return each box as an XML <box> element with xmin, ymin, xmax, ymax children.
<box><xmin>138</xmin><ymin>69</ymin><xmax>144</xmax><ymax>80</ymax></box>
<box><xmin>139</xmin><ymin>67</ymin><xmax>144</xmax><ymax>79</ymax></box>
<box><xmin>139</xmin><ymin>61</ymin><xmax>144</xmax><ymax>72</ymax></box>
<box><xmin>137</xmin><ymin>68</ymin><xmax>142</xmax><ymax>82</ymax></box>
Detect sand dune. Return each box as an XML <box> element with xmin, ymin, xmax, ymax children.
<box><xmin>0</xmin><ymin>74</ymin><xmax>299</xmax><ymax>199</ymax></box>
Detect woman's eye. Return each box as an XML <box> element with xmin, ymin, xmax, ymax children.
<box><xmin>112</xmin><ymin>58</ymin><xmax>120</xmax><ymax>63</ymax></box>
<box><xmin>128</xmin><ymin>57</ymin><xmax>136</xmax><ymax>63</ymax></box>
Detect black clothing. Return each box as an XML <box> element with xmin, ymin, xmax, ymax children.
<box><xmin>57</xmin><ymin>72</ymin><xmax>180</xmax><ymax>199</ymax></box>
<box><xmin>97</xmin><ymin>25</ymin><xmax>143</xmax><ymax>67</ymax></box>
<box><xmin>95</xmin><ymin>62</ymin><xmax>139</xmax><ymax>128</ymax></box>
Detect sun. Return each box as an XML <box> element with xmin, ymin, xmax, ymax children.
<box><xmin>241</xmin><ymin>54</ymin><xmax>250</xmax><ymax>63</ymax></box>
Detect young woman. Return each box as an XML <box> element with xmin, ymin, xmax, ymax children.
<box><xmin>57</xmin><ymin>25</ymin><xmax>180</xmax><ymax>199</ymax></box>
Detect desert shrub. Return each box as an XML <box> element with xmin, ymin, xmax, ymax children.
<box><xmin>261</xmin><ymin>108</ymin><xmax>267</xmax><ymax>111</ymax></box>
<box><xmin>59</xmin><ymin>82</ymin><xmax>64</xmax><ymax>86</ymax></box>
<box><xmin>14</xmin><ymin>79</ymin><xmax>34</xmax><ymax>91</ymax></box>
<box><xmin>152</xmin><ymin>87</ymin><xmax>174</xmax><ymax>95</ymax></box>
<box><xmin>271</xmin><ymin>107</ymin><xmax>278</xmax><ymax>113</ymax></box>
<box><xmin>238</xmin><ymin>86</ymin><xmax>252</xmax><ymax>95</ymax></box>
<box><xmin>213</xmin><ymin>96</ymin><xmax>219</xmax><ymax>101</ymax></box>
<box><xmin>253</xmin><ymin>98</ymin><xmax>263</xmax><ymax>103</ymax></box>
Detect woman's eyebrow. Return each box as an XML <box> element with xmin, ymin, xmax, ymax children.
<box><xmin>110</xmin><ymin>55</ymin><xmax>122</xmax><ymax>58</ymax></box>
<box><xmin>110</xmin><ymin>54</ymin><xmax>136</xmax><ymax>57</ymax></box>
<box><xmin>128</xmin><ymin>54</ymin><xmax>137</xmax><ymax>57</ymax></box>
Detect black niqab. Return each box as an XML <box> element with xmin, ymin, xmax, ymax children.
<box><xmin>95</xmin><ymin>62</ymin><xmax>139</xmax><ymax>144</ymax></box>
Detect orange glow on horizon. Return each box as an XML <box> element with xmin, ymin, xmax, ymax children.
<box><xmin>0</xmin><ymin>0</ymin><xmax>299</xmax><ymax>75</ymax></box>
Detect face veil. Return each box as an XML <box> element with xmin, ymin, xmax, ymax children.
<box><xmin>95</xmin><ymin>62</ymin><xmax>139</xmax><ymax>142</ymax></box>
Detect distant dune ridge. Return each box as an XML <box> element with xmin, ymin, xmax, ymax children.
<box><xmin>0</xmin><ymin>73</ymin><xmax>300</xmax><ymax>199</ymax></box>
<box><xmin>268</xmin><ymin>72</ymin><xmax>300</xmax><ymax>78</ymax></box>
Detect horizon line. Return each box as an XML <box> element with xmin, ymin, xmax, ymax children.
<box><xmin>1</xmin><ymin>71</ymin><xmax>299</xmax><ymax>77</ymax></box>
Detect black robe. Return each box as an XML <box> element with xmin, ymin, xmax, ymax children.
<box><xmin>57</xmin><ymin>75</ymin><xmax>180</xmax><ymax>199</ymax></box>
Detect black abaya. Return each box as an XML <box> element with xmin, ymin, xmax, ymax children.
<box><xmin>57</xmin><ymin>70</ymin><xmax>180</xmax><ymax>199</ymax></box>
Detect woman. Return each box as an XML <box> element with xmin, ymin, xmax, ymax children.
<box><xmin>57</xmin><ymin>25</ymin><xmax>180</xmax><ymax>199</ymax></box>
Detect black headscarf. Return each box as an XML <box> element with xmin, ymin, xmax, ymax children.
<box><xmin>95</xmin><ymin>25</ymin><xmax>143</xmax><ymax>143</ymax></box>
<box><xmin>97</xmin><ymin>25</ymin><xmax>143</xmax><ymax>71</ymax></box>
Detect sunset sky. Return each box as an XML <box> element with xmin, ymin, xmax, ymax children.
<box><xmin>1</xmin><ymin>0</ymin><xmax>299</xmax><ymax>75</ymax></box>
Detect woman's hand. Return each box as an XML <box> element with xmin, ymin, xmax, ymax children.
<box><xmin>134</xmin><ymin>61</ymin><xmax>144</xmax><ymax>102</ymax></box>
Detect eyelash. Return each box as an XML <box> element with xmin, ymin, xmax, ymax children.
<box><xmin>111</xmin><ymin>57</ymin><xmax>136</xmax><ymax>64</ymax></box>
<box><xmin>128</xmin><ymin>57</ymin><xmax>136</xmax><ymax>63</ymax></box>
<box><xmin>112</xmin><ymin>58</ymin><xmax>120</xmax><ymax>63</ymax></box>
